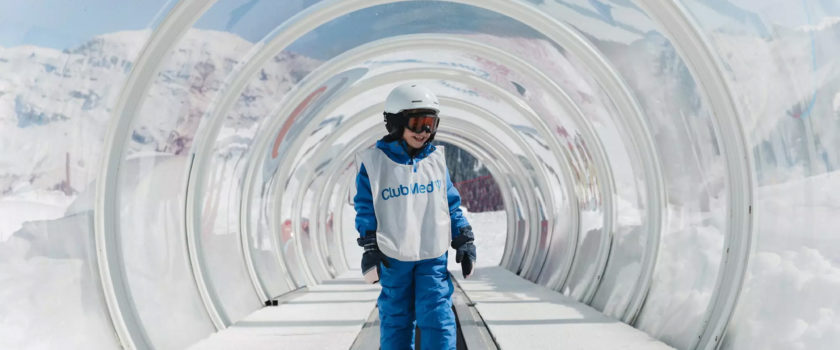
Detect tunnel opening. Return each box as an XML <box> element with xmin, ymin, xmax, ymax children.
<box><xmin>3</xmin><ymin>1</ymin><xmax>840</xmax><ymax>350</ymax></box>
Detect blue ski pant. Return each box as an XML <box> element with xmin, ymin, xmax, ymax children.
<box><xmin>378</xmin><ymin>253</ymin><xmax>455</xmax><ymax>350</ymax></box>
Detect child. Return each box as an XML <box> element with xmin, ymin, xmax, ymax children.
<box><xmin>354</xmin><ymin>83</ymin><xmax>477</xmax><ymax>350</ymax></box>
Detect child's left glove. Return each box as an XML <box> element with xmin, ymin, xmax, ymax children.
<box><xmin>451</xmin><ymin>226</ymin><xmax>476</xmax><ymax>278</ymax></box>
<box><xmin>357</xmin><ymin>231</ymin><xmax>390</xmax><ymax>284</ymax></box>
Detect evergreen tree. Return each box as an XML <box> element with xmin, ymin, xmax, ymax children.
<box><xmin>434</xmin><ymin>141</ymin><xmax>490</xmax><ymax>182</ymax></box>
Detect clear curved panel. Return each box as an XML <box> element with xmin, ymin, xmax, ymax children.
<box><xmin>116</xmin><ymin>155</ymin><xmax>214</xmax><ymax>348</ymax></box>
<box><xmin>112</xmin><ymin>2</ymin><xmax>329</xmax><ymax>341</ymax></box>
<box><xmin>542</xmin><ymin>6</ymin><xmax>728</xmax><ymax>349</ymax></box>
<box><xmin>200</xmin><ymin>139</ymin><xmax>264</xmax><ymax>315</ymax></box>
<box><xmin>0</xmin><ymin>1</ymin><xmax>172</xmax><ymax>348</ymax></box>
<box><xmin>187</xmin><ymin>0</ymin><xmax>325</xmax><ymax>322</ymax></box>
<box><xmin>112</xmin><ymin>7</ymin><xmax>277</xmax><ymax>347</ymax></box>
<box><xmin>679</xmin><ymin>1</ymin><xmax>840</xmax><ymax>349</ymax></box>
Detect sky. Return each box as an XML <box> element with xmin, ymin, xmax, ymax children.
<box><xmin>0</xmin><ymin>0</ymin><xmax>540</xmax><ymax>59</ymax></box>
<box><xmin>1</xmin><ymin>0</ymin><xmax>837</xmax><ymax>54</ymax></box>
<box><xmin>0</xmin><ymin>0</ymin><xmax>316</xmax><ymax>50</ymax></box>
<box><xmin>4</xmin><ymin>0</ymin><xmax>828</xmax><ymax>60</ymax></box>
<box><xmin>0</xmin><ymin>0</ymin><xmax>173</xmax><ymax>49</ymax></box>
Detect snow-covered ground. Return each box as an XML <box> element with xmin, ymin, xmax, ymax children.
<box><xmin>447</xmin><ymin>209</ymin><xmax>507</xmax><ymax>274</ymax></box>
<box><xmin>722</xmin><ymin>170</ymin><xmax>840</xmax><ymax>350</ymax></box>
<box><xmin>0</xmin><ymin>204</ymin><xmax>118</xmax><ymax>349</ymax></box>
<box><xmin>0</xmin><ymin>189</ymin><xmax>74</xmax><ymax>241</ymax></box>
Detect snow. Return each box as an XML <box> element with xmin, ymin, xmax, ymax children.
<box><xmin>0</xmin><ymin>212</ymin><xmax>119</xmax><ymax>349</ymax></box>
<box><xmin>721</xmin><ymin>170</ymin><xmax>840</xmax><ymax>350</ymax></box>
<box><xmin>0</xmin><ymin>255</ymin><xmax>118</xmax><ymax>349</ymax></box>
<box><xmin>0</xmin><ymin>189</ymin><xmax>74</xmax><ymax>241</ymax></box>
<box><xmin>447</xmin><ymin>208</ymin><xmax>507</xmax><ymax>274</ymax></box>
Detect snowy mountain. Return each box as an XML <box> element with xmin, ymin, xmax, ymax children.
<box><xmin>0</xmin><ymin>28</ymin><xmax>320</xmax><ymax>197</ymax></box>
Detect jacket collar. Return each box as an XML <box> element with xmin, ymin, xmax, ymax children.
<box><xmin>375</xmin><ymin>138</ymin><xmax>436</xmax><ymax>164</ymax></box>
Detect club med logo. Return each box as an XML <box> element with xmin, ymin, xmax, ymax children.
<box><xmin>381</xmin><ymin>179</ymin><xmax>443</xmax><ymax>200</ymax></box>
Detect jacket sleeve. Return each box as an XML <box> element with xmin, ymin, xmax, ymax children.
<box><xmin>446</xmin><ymin>171</ymin><xmax>471</xmax><ymax>239</ymax></box>
<box><xmin>354</xmin><ymin>163</ymin><xmax>377</xmax><ymax>237</ymax></box>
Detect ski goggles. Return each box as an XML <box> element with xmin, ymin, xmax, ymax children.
<box><xmin>405</xmin><ymin>114</ymin><xmax>439</xmax><ymax>134</ymax></box>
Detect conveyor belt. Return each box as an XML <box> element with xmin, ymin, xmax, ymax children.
<box><xmin>349</xmin><ymin>273</ymin><xmax>498</xmax><ymax>350</ymax></box>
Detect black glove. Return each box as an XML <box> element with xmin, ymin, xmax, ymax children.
<box><xmin>357</xmin><ymin>231</ymin><xmax>390</xmax><ymax>284</ymax></box>
<box><xmin>451</xmin><ymin>226</ymin><xmax>476</xmax><ymax>278</ymax></box>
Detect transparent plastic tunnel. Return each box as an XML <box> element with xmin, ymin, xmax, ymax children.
<box><xmin>2</xmin><ymin>1</ymin><xmax>840</xmax><ymax>349</ymax></box>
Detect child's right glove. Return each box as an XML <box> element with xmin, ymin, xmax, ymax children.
<box><xmin>451</xmin><ymin>226</ymin><xmax>476</xmax><ymax>278</ymax></box>
<box><xmin>357</xmin><ymin>231</ymin><xmax>390</xmax><ymax>284</ymax></box>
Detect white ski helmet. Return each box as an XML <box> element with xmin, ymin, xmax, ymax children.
<box><xmin>384</xmin><ymin>83</ymin><xmax>440</xmax><ymax>114</ymax></box>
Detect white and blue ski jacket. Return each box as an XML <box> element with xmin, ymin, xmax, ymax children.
<box><xmin>354</xmin><ymin>139</ymin><xmax>470</xmax><ymax>242</ymax></box>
